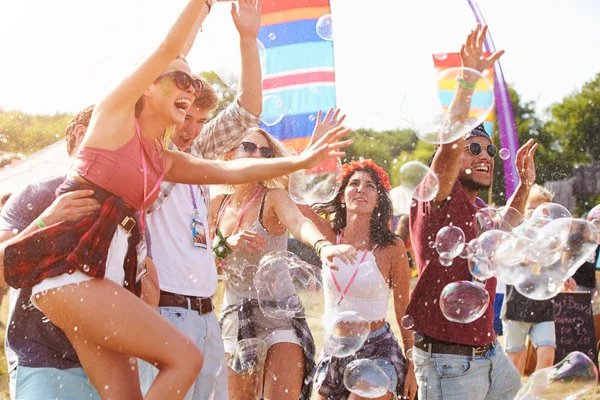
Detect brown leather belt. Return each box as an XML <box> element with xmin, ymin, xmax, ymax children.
<box><xmin>414</xmin><ymin>334</ymin><xmax>493</xmax><ymax>357</ymax></box>
<box><xmin>159</xmin><ymin>291</ymin><xmax>214</xmax><ymax>315</ymax></box>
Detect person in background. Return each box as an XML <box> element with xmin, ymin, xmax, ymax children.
<box><xmin>501</xmin><ymin>184</ymin><xmax>577</xmax><ymax>375</ymax></box>
<box><xmin>395</xmin><ymin>214</ymin><xmax>417</xmax><ymax>278</ymax></box>
<box><xmin>571</xmin><ymin>208</ymin><xmax>598</xmax><ymax>292</ymax></box>
<box><xmin>0</xmin><ymin>192</ymin><xmax>11</xmax><ymax>328</ymax></box>
<box><xmin>138</xmin><ymin>0</ymin><xmax>263</xmax><ymax>398</ymax></box>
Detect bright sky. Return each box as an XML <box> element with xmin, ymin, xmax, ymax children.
<box><xmin>0</xmin><ymin>0</ymin><xmax>599</xmax><ymax>131</ymax></box>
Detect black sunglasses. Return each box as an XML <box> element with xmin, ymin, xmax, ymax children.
<box><xmin>240</xmin><ymin>142</ymin><xmax>274</xmax><ymax>158</ymax></box>
<box><xmin>468</xmin><ymin>142</ymin><xmax>497</xmax><ymax>158</ymax></box>
<box><xmin>156</xmin><ymin>71</ymin><xmax>203</xmax><ymax>96</ymax></box>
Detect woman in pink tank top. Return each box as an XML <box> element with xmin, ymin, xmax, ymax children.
<box><xmin>0</xmin><ymin>1</ymin><xmax>352</xmax><ymax>399</ymax></box>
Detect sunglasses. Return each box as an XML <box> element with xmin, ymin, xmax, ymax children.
<box><xmin>467</xmin><ymin>142</ymin><xmax>497</xmax><ymax>158</ymax></box>
<box><xmin>156</xmin><ymin>71</ymin><xmax>203</xmax><ymax>96</ymax></box>
<box><xmin>239</xmin><ymin>142</ymin><xmax>274</xmax><ymax>158</ymax></box>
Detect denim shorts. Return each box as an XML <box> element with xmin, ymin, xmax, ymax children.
<box><xmin>10</xmin><ymin>366</ymin><xmax>100</xmax><ymax>400</ymax></box>
<box><xmin>502</xmin><ymin>320</ymin><xmax>556</xmax><ymax>352</ymax></box>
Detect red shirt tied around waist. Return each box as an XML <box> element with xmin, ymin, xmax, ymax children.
<box><xmin>407</xmin><ymin>181</ymin><xmax>497</xmax><ymax>346</ymax></box>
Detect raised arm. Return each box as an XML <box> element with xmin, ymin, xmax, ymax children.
<box><xmin>505</xmin><ymin>139</ymin><xmax>538</xmax><ymax>214</ymax></box>
<box><xmin>95</xmin><ymin>0</ymin><xmax>211</xmax><ymax>115</ymax></box>
<box><xmin>433</xmin><ymin>24</ymin><xmax>504</xmax><ymax>202</ymax></box>
<box><xmin>233</xmin><ymin>0</ymin><xmax>263</xmax><ymax>116</ymax></box>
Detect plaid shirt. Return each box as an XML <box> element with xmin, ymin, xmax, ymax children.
<box><xmin>220</xmin><ymin>297</ymin><xmax>317</xmax><ymax>400</ymax></box>
<box><xmin>4</xmin><ymin>179</ymin><xmax>142</xmax><ymax>296</ymax></box>
<box><xmin>316</xmin><ymin>323</ymin><xmax>407</xmax><ymax>400</ymax></box>
<box><xmin>147</xmin><ymin>100</ymin><xmax>260</xmax><ymax>215</ymax></box>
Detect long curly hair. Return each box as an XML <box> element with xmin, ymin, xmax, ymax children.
<box><xmin>313</xmin><ymin>160</ymin><xmax>398</xmax><ymax>248</ymax></box>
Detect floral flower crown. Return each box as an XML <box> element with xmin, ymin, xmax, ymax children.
<box><xmin>341</xmin><ymin>159</ymin><xmax>392</xmax><ymax>191</ymax></box>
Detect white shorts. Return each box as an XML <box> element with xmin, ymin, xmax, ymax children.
<box><xmin>30</xmin><ymin>227</ymin><xmax>129</xmax><ymax>308</ymax></box>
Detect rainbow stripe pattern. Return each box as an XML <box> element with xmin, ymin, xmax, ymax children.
<box><xmin>432</xmin><ymin>52</ymin><xmax>495</xmax><ymax>136</ymax></box>
<box><xmin>259</xmin><ymin>0</ymin><xmax>336</xmax><ymax>151</ymax></box>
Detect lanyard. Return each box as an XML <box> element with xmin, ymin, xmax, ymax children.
<box><xmin>330</xmin><ymin>230</ymin><xmax>378</xmax><ymax>305</ymax></box>
<box><xmin>189</xmin><ymin>185</ymin><xmax>199</xmax><ymax>214</ymax></box>
<box><xmin>215</xmin><ymin>186</ymin><xmax>264</xmax><ymax>238</ymax></box>
<box><xmin>137</xmin><ymin>120</ymin><xmax>165</xmax><ymax>236</ymax></box>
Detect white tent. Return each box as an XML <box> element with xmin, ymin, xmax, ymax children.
<box><xmin>0</xmin><ymin>140</ymin><xmax>70</xmax><ymax>195</ymax></box>
<box><xmin>390</xmin><ymin>185</ymin><xmax>413</xmax><ymax>216</ymax></box>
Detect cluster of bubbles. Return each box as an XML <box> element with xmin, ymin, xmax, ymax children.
<box><xmin>515</xmin><ymin>351</ymin><xmax>598</xmax><ymax>400</ymax></box>
<box><xmin>288</xmin><ymin>158</ymin><xmax>342</xmax><ymax>205</ymax></box>
<box><xmin>253</xmin><ymin>251</ymin><xmax>321</xmax><ymax>320</ymax></box>
<box><xmin>436</xmin><ymin>203</ymin><xmax>599</xmax><ymax>310</ymax></box>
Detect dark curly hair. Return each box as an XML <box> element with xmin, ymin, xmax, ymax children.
<box><xmin>313</xmin><ymin>165</ymin><xmax>398</xmax><ymax>248</ymax></box>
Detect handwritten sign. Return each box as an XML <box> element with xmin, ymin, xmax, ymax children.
<box><xmin>553</xmin><ymin>292</ymin><xmax>598</xmax><ymax>364</ymax></box>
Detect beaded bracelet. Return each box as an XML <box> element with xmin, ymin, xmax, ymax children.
<box><xmin>34</xmin><ymin>217</ymin><xmax>46</xmax><ymax>229</ymax></box>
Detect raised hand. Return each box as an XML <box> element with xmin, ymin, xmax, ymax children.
<box><xmin>299</xmin><ymin>125</ymin><xmax>352</xmax><ymax>169</ymax></box>
<box><xmin>306</xmin><ymin>108</ymin><xmax>347</xmax><ymax>150</ymax></box>
<box><xmin>226</xmin><ymin>229</ymin><xmax>266</xmax><ymax>253</ymax></box>
<box><xmin>231</xmin><ymin>0</ymin><xmax>262</xmax><ymax>39</ymax></box>
<box><xmin>320</xmin><ymin>244</ymin><xmax>358</xmax><ymax>270</ymax></box>
<box><xmin>460</xmin><ymin>24</ymin><xmax>504</xmax><ymax>77</ymax></box>
<box><xmin>515</xmin><ymin>138</ymin><xmax>538</xmax><ymax>189</ymax></box>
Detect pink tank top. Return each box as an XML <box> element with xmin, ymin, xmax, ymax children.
<box><xmin>72</xmin><ymin>121</ymin><xmax>166</xmax><ymax>210</ymax></box>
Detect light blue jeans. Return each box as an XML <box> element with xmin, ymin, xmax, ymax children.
<box><xmin>413</xmin><ymin>340</ymin><xmax>521</xmax><ymax>400</ymax></box>
<box><xmin>9</xmin><ymin>366</ymin><xmax>100</xmax><ymax>400</ymax></box>
<box><xmin>138</xmin><ymin>308</ymin><xmax>227</xmax><ymax>400</ymax></box>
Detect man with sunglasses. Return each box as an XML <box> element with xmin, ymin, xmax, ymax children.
<box><xmin>138</xmin><ymin>1</ymin><xmax>263</xmax><ymax>398</ymax></box>
<box><xmin>407</xmin><ymin>24</ymin><xmax>538</xmax><ymax>400</ymax></box>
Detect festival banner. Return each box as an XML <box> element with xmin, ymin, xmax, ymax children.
<box><xmin>259</xmin><ymin>0</ymin><xmax>336</xmax><ymax>152</ymax></box>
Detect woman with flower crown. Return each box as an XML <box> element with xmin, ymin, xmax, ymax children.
<box><xmin>306</xmin><ymin>155</ymin><xmax>418</xmax><ymax>400</ymax></box>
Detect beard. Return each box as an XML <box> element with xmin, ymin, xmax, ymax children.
<box><xmin>458</xmin><ymin>175</ymin><xmax>491</xmax><ymax>191</ymax></box>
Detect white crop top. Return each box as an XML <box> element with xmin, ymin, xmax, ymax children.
<box><xmin>323</xmin><ymin>250</ymin><xmax>390</xmax><ymax>323</ymax></box>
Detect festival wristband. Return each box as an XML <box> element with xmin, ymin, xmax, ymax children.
<box><xmin>315</xmin><ymin>240</ymin><xmax>333</xmax><ymax>257</ymax></box>
<box><xmin>457</xmin><ymin>78</ymin><xmax>477</xmax><ymax>89</ymax></box>
<box><xmin>35</xmin><ymin>217</ymin><xmax>46</xmax><ymax>229</ymax></box>
<box><xmin>212</xmin><ymin>228</ymin><xmax>233</xmax><ymax>260</ymax></box>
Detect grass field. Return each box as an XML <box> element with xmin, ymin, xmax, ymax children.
<box><xmin>0</xmin><ymin>283</ymin><xmax>598</xmax><ymax>399</ymax></box>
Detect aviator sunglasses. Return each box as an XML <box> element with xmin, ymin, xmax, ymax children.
<box><xmin>156</xmin><ymin>71</ymin><xmax>203</xmax><ymax>96</ymax></box>
<box><xmin>240</xmin><ymin>141</ymin><xmax>275</xmax><ymax>158</ymax></box>
<box><xmin>467</xmin><ymin>142</ymin><xmax>497</xmax><ymax>158</ymax></box>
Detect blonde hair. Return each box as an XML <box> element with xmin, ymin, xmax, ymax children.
<box><xmin>222</xmin><ymin>127</ymin><xmax>294</xmax><ymax>193</ymax></box>
<box><xmin>527</xmin><ymin>184</ymin><xmax>554</xmax><ymax>205</ymax></box>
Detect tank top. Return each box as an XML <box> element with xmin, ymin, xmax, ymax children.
<box><xmin>218</xmin><ymin>190</ymin><xmax>288</xmax><ymax>299</ymax></box>
<box><xmin>323</xmin><ymin>246</ymin><xmax>390</xmax><ymax>323</ymax></box>
<box><xmin>71</xmin><ymin>121</ymin><xmax>165</xmax><ymax>210</ymax></box>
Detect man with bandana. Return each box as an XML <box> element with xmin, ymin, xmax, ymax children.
<box><xmin>407</xmin><ymin>24</ymin><xmax>538</xmax><ymax>399</ymax></box>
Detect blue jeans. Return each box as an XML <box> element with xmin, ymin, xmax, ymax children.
<box><xmin>9</xmin><ymin>366</ymin><xmax>100</xmax><ymax>400</ymax></box>
<box><xmin>413</xmin><ymin>340</ymin><xmax>521</xmax><ymax>400</ymax></box>
<box><xmin>138</xmin><ymin>308</ymin><xmax>227</xmax><ymax>400</ymax></box>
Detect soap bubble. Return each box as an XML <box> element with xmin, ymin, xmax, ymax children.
<box><xmin>289</xmin><ymin>158</ymin><xmax>342</xmax><ymax>205</ymax></box>
<box><xmin>398</xmin><ymin>161</ymin><xmax>439</xmax><ymax>202</ymax></box>
<box><xmin>413</xmin><ymin>331</ymin><xmax>424</xmax><ymax>343</ymax></box>
<box><xmin>323</xmin><ymin>311</ymin><xmax>370</xmax><ymax>357</ymax></box>
<box><xmin>531</xmin><ymin>202</ymin><xmax>571</xmax><ymax>221</ymax></box>
<box><xmin>497</xmin><ymin>206</ymin><xmax>525</xmax><ymax>232</ymax></box>
<box><xmin>316</xmin><ymin>14</ymin><xmax>333</xmax><ymax>41</ymax></box>
<box><xmin>261</xmin><ymin>95</ymin><xmax>285</xmax><ymax>126</ymax></box>
<box><xmin>439</xmin><ymin>281</ymin><xmax>489</xmax><ymax>323</ymax></box>
<box><xmin>412</xmin><ymin>67</ymin><xmax>494</xmax><ymax>145</ymax></box>
<box><xmin>343</xmin><ymin>359</ymin><xmax>390</xmax><ymax>398</ymax></box>
<box><xmin>468</xmin><ymin>255</ymin><xmax>494</xmax><ymax>281</ymax></box>
<box><xmin>257</xmin><ymin>39</ymin><xmax>266</xmax><ymax>75</ymax></box>
<box><xmin>254</xmin><ymin>255</ymin><xmax>321</xmax><ymax>320</ymax></box>
<box><xmin>439</xmin><ymin>256</ymin><xmax>454</xmax><ymax>267</ymax></box>
<box><xmin>515</xmin><ymin>351</ymin><xmax>598</xmax><ymax>400</ymax></box>
<box><xmin>435</xmin><ymin>226</ymin><xmax>466</xmax><ymax>259</ymax></box>
<box><xmin>229</xmin><ymin>338</ymin><xmax>267</xmax><ymax>397</ymax></box>
<box><xmin>499</xmin><ymin>148</ymin><xmax>510</xmax><ymax>160</ymax></box>
<box><xmin>400</xmin><ymin>315</ymin><xmax>415</xmax><ymax>330</ymax></box>
<box><xmin>475</xmin><ymin>207</ymin><xmax>502</xmax><ymax>235</ymax></box>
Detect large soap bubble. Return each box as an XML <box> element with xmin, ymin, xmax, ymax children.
<box><xmin>289</xmin><ymin>158</ymin><xmax>342</xmax><ymax>205</ymax></box>
<box><xmin>435</xmin><ymin>226</ymin><xmax>466</xmax><ymax>260</ymax></box>
<box><xmin>475</xmin><ymin>207</ymin><xmax>503</xmax><ymax>235</ymax></box>
<box><xmin>343</xmin><ymin>359</ymin><xmax>390</xmax><ymax>398</ymax></box>
<box><xmin>439</xmin><ymin>281</ymin><xmax>489</xmax><ymax>324</ymax></box>
<box><xmin>515</xmin><ymin>351</ymin><xmax>598</xmax><ymax>400</ymax></box>
<box><xmin>254</xmin><ymin>253</ymin><xmax>321</xmax><ymax>320</ymax></box>
<box><xmin>261</xmin><ymin>95</ymin><xmax>285</xmax><ymax>126</ymax></box>
<box><xmin>229</xmin><ymin>338</ymin><xmax>267</xmax><ymax>398</ymax></box>
<box><xmin>413</xmin><ymin>67</ymin><xmax>494</xmax><ymax>145</ymax></box>
<box><xmin>531</xmin><ymin>202</ymin><xmax>571</xmax><ymax>221</ymax></box>
<box><xmin>398</xmin><ymin>161</ymin><xmax>439</xmax><ymax>202</ymax></box>
<box><xmin>468</xmin><ymin>255</ymin><xmax>495</xmax><ymax>281</ymax></box>
<box><xmin>316</xmin><ymin>14</ymin><xmax>333</xmax><ymax>41</ymax></box>
<box><xmin>323</xmin><ymin>311</ymin><xmax>370</xmax><ymax>357</ymax></box>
